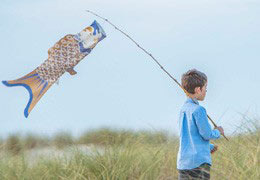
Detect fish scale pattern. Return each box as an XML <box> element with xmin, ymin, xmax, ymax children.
<box><xmin>36</xmin><ymin>34</ymin><xmax>87</xmax><ymax>83</ymax></box>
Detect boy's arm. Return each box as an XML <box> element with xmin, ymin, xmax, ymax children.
<box><xmin>194</xmin><ymin>106</ymin><xmax>220</xmax><ymax>140</ymax></box>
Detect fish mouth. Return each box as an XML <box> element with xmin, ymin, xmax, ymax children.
<box><xmin>91</xmin><ymin>20</ymin><xmax>106</xmax><ymax>41</ymax></box>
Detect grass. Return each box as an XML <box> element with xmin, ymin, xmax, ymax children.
<box><xmin>0</xmin><ymin>118</ymin><xmax>259</xmax><ymax>179</ymax></box>
<box><xmin>77</xmin><ymin>128</ymin><xmax>169</xmax><ymax>146</ymax></box>
<box><xmin>211</xmin><ymin>118</ymin><xmax>260</xmax><ymax>180</ymax></box>
<box><xmin>5</xmin><ymin>134</ymin><xmax>22</xmax><ymax>155</ymax></box>
<box><xmin>52</xmin><ymin>131</ymin><xmax>74</xmax><ymax>149</ymax></box>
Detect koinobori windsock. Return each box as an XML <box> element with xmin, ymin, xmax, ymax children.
<box><xmin>2</xmin><ymin>20</ymin><xmax>106</xmax><ymax>118</ymax></box>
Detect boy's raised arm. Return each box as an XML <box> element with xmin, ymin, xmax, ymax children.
<box><xmin>193</xmin><ymin>106</ymin><xmax>220</xmax><ymax>140</ymax></box>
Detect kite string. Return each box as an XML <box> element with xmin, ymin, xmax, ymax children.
<box><xmin>86</xmin><ymin>10</ymin><xmax>228</xmax><ymax>141</ymax></box>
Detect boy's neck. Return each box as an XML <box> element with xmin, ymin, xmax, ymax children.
<box><xmin>187</xmin><ymin>94</ymin><xmax>200</xmax><ymax>101</ymax></box>
<box><xmin>188</xmin><ymin>94</ymin><xmax>197</xmax><ymax>99</ymax></box>
<box><xmin>187</xmin><ymin>95</ymin><xmax>200</xmax><ymax>105</ymax></box>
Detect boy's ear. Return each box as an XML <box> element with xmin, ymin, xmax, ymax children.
<box><xmin>194</xmin><ymin>86</ymin><xmax>201</xmax><ymax>94</ymax></box>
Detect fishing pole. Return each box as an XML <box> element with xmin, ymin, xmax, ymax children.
<box><xmin>86</xmin><ymin>10</ymin><xmax>228</xmax><ymax>141</ymax></box>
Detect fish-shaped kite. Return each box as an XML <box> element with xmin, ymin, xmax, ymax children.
<box><xmin>2</xmin><ymin>20</ymin><xmax>106</xmax><ymax>118</ymax></box>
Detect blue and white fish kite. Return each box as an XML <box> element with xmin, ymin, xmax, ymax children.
<box><xmin>2</xmin><ymin>20</ymin><xmax>106</xmax><ymax>118</ymax></box>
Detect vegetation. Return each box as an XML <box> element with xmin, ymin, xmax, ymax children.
<box><xmin>52</xmin><ymin>131</ymin><xmax>74</xmax><ymax>149</ymax></box>
<box><xmin>77</xmin><ymin>128</ymin><xmax>169</xmax><ymax>146</ymax></box>
<box><xmin>5</xmin><ymin>134</ymin><xmax>22</xmax><ymax>155</ymax></box>
<box><xmin>0</xmin><ymin>119</ymin><xmax>259</xmax><ymax>179</ymax></box>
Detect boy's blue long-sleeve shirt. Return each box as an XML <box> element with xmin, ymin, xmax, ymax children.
<box><xmin>177</xmin><ymin>98</ymin><xmax>220</xmax><ymax>170</ymax></box>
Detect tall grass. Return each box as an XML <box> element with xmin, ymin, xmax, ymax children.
<box><xmin>0</xmin><ymin>135</ymin><xmax>178</xmax><ymax>179</ymax></box>
<box><xmin>5</xmin><ymin>134</ymin><xmax>22</xmax><ymax>155</ymax></box>
<box><xmin>24</xmin><ymin>133</ymin><xmax>50</xmax><ymax>149</ymax></box>
<box><xmin>52</xmin><ymin>132</ymin><xmax>74</xmax><ymax>149</ymax></box>
<box><xmin>210</xmin><ymin>117</ymin><xmax>260</xmax><ymax>179</ymax></box>
<box><xmin>0</xmin><ymin>118</ymin><xmax>259</xmax><ymax>179</ymax></box>
<box><xmin>77</xmin><ymin>128</ymin><xmax>170</xmax><ymax>146</ymax></box>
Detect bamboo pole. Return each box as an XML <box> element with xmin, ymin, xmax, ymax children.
<box><xmin>86</xmin><ymin>10</ymin><xmax>228</xmax><ymax>141</ymax></box>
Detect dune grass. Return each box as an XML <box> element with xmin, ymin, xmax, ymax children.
<box><xmin>0</xmin><ymin>119</ymin><xmax>259</xmax><ymax>179</ymax></box>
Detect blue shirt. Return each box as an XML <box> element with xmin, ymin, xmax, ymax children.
<box><xmin>177</xmin><ymin>98</ymin><xmax>221</xmax><ymax>170</ymax></box>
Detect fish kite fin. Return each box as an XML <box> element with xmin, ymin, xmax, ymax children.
<box><xmin>2</xmin><ymin>70</ymin><xmax>53</xmax><ymax>118</ymax></box>
<box><xmin>67</xmin><ymin>68</ymin><xmax>77</xmax><ymax>75</ymax></box>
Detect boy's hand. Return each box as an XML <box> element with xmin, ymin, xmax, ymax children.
<box><xmin>215</xmin><ymin>126</ymin><xmax>224</xmax><ymax>136</ymax></box>
<box><xmin>211</xmin><ymin>145</ymin><xmax>218</xmax><ymax>154</ymax></box>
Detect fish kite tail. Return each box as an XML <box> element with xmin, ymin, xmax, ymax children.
<box><xmin>2</xmin><ymin>69</ymin><xmax>53</xmax><ymax>118</ymax></box>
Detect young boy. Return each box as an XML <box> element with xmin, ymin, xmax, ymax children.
<box><xmin>177</xmin><ymin>69</ymin><xmax>224</xmax><ymax>180</ymax></box>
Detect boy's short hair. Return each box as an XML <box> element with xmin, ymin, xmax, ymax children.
<box><xmin>181</xmin><ymin>69</ymin><xmax>207</xmax><ymax>94</ymax></box>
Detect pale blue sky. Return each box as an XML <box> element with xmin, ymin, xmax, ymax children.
<box><xmin>0</xmin><ymin>0</ymin><xmax>259</xmax><ymax>137</ymax></box>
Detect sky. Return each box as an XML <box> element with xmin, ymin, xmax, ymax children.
<box><xmin>0</xmin><ymin>0</ymin><xmax>259</xmax><ymax>138</ymax></box>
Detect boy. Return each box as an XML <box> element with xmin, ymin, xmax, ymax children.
<box><xmin>177</xmin><ymin>69</ymin><xmax>224</xmax><ymax>180</ymax></box>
